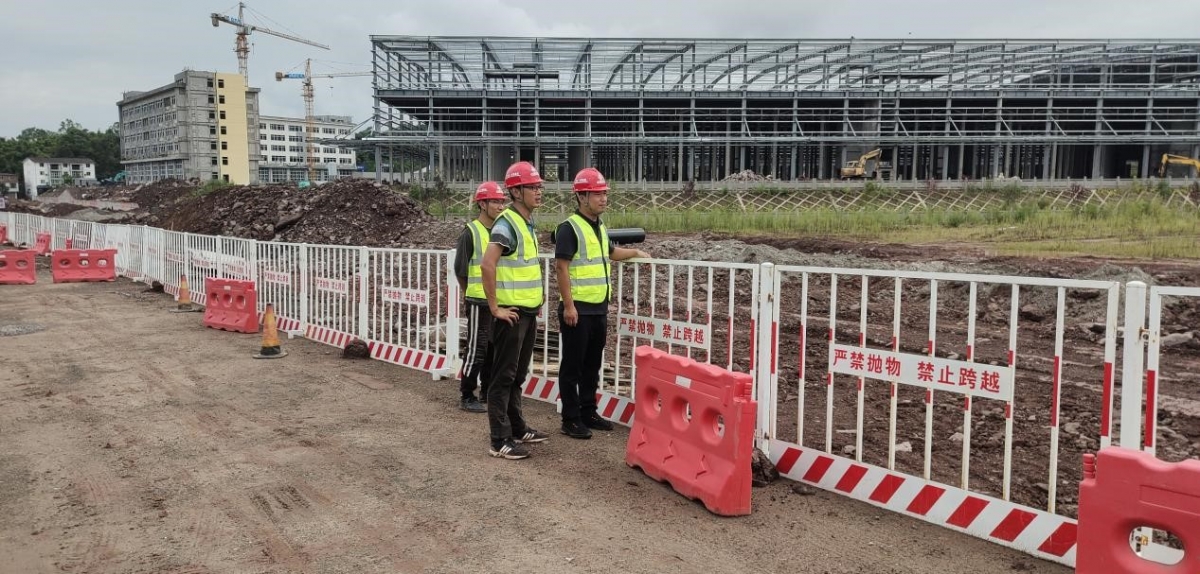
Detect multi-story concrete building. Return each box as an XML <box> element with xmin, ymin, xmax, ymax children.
<box><xmin>21</xmin><ymin>158</ymin><xmax>96</xmax><ymax>197</ymax></box>
<box><xmin>0</xmin><ymin>173</ymin><xmax>19</xmax><ymax>196</ymax></box>
<box><xmin>366</xmin><ymin>36</ymin><xmax>1200</xmax><ymax>183</ymax></box>
<box><xmin>117</xmin><ymin>69</ymin><xmax>261</xmax><ymax>185</ymax></box>
<box><xmin>257</xmin><ymin>115</ymin><xmax>358</xmax><ymax>183</ymax></box>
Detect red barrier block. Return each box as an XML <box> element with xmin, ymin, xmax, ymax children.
<box><xmin>34</xmin><ymin>232</ymin><xmax>51</xmax><ymax>255</ymax></box>
<box><xmin>1078</xmin><ymin>447</ymin><xmax>1200</xmax><ymax>574</ymax></box>
<box><xmin>203</xmin><ymin>278</ymin><xmax>259</xmax><ymax>334</ymax></box>
<box><xmin>0</xmin><ymin>223</ymin><xmax>8</xmax><ymax>245</ymax></box>
<box><xmin>50</xmin><ymin>249</ymin><xmax>117</xmax><ymax>283</ymax></box>
<box><xmin>0</xmin><ymin>250</ymin><xmax>37</xmax><ymax>285</ymax></box>
<box><xmin>625</xmin><ymin>345</ymin><xmax>757</xmax><ymax>516</ymax></box>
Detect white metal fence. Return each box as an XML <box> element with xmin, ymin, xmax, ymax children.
<box><xmin>0</xmin><ymin>213</ymin><xmax>456</xmax><ymax>379</ymax></box>
<box><xmin>2</xmin><ymin>210</ymin><xmax>1192</xmax><ymax>569</ymax></box>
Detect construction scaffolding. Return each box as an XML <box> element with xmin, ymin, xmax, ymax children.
<box><xmin>361</xmin><ymin>36</ymin><xmax>1200</xmax><ymax>183</ymax></box>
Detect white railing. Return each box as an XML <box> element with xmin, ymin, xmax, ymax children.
<box><xmin>3</xmin><ymin>209</ymin><xmax>1191</xmax><ymax>569</ymax></box>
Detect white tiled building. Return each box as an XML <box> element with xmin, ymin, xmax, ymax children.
<box><xmin>22</xmin><ymin>158</ymin><xmax>96</xmax><ymax>198</ymax></box>
<box><xmin>257</xmin><ymin>115</ymin><xmax>358</xmax><ymax>183</ymax></box>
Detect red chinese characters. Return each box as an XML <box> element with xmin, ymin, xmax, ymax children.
<box><xmin>917</xmin><ymin>361</ymin><xmax>935</xmax><ymax>382</ymax></box>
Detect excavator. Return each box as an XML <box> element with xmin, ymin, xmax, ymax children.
<box><xmin>839</xmin><ymin>148</ymin><xmax>889</xmax><ymax>180</ymax></box>
<box><xmin>1157</xmin><ymin>153</ymin><xmax>1200</xmax><ymax>178</ymax></box>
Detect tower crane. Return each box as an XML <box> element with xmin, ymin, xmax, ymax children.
<box><xmin>210</xmin><ymin>2</ymin><xmax>329</xmax><ymax>84</ymax></box>
<box><xmin>276</xmin><ymin>59</ymin><xmax>371</xmax><ymax>182</ymax></box>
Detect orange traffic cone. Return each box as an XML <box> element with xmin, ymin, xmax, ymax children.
<box><xmin>170</xmin><ymin>274</ymin><xmax>201</xmax><ymax>313</ymax></box>
<box><xmin>253</xmin><ymin>303</ymin><xmax>287</xmax><ymax>359</ymax></box>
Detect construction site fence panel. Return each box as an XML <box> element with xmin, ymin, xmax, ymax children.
<box><xmin>760</xmin><ymin>263</ymin><xmax>1122</xmax><ymax>566</ymax></box>
<box><xmin>6</xmin><ymin>212</ymin><xmax>1191</xmax><ymax>570</ymax></box>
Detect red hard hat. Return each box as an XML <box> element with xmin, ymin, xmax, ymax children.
<box><xmin>504</xmin><ymin>161</ymin><xmax>543</xmax><ymax>188</ymax></box>
<box><xmin>473</xmin><ymin>181</ymin><xmax>504</xmax><ymax>202</ymax></box>
<box><xmin>572</xmin><ymin>167</ymin><xmax>608</xmax><ymax>193</ymax></box>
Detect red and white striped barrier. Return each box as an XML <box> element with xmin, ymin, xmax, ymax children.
<box><xmin>305</xmin><ymin>325</ymin><xmax>353</xmax><ymax>348</ymax></box>
<box><xmin>768</xmin><ymin>440</ymin><xmax>1077</xmax><ymax>566</ymax></box>
<box><xmin>368</xmin><ymin>341</ymin><xmax>447</xmax><ymax>373</ymax></box>
<box><xmin>522</xmin><ymin>375</ymin><xmax>636</xmax><ymax>427</ymax></box>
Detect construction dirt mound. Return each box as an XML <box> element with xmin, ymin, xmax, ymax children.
<box><xmin>153</xmin><ymin>179</ymin><xmax>460</xmax><ymax>249</ymax></box>
<box><xmin>12</xmin><ymin>179</ymin><xmax>466</xmax><ymax>250</ymax></box>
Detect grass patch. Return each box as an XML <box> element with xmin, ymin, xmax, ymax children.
<box><xmin>601</xmin><ymin>199</ymin><xmax>1200</xmax><ymax>259</ymax></box>
<box><xmin>191</xmin><ymin>180</ymin><xmax>231</xmax><ymax>198</ymax></box>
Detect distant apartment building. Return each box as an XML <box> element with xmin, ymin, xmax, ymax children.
<box><xmin>117</xmin><ymin>69</ymin><xmax>260</xmax><ymax>185</ymax></box>
<box><xmin>257</xmin><ymin>115</ymin><xmax>358</xmax><ymax>183</ymax></box>
<box><xmin>0</xmin><ymin>173</ymin><xmax>18</xmax><ymax>195</ymax></box>
<box><xmin>21</xmin><ymin>158</ymin><xmax>96</xmax><ymax>197</ymax></box>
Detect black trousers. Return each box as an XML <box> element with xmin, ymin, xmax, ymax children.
<box><xmin>459</xmin><ymin>302</ymin><xmax>493</xmax><ymax>400</ymax></box>
<box><xmin>558</xmin><ymin>310</ymin><xmax>607</xmax><ymax>423</ymax></box>
<box><xmin>486</xmin><ymin>312</ymin><xmax>537</xmax><ymax>442</ymax></box>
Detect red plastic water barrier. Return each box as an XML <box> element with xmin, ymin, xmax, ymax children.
<box><xmin>0</xmin><ymin>250</ymin><xmax>37</xmax><ymax>285</ymax></box>
<box><xmin>1077</xmin><ymin>447</ymin><xmax>1200</xmax><ymax>573</ymax></box>
<box><xmin>50</xmin><ymin>249</ymin><xmax>117</xmax><ymax>283</ymax></box>
<box><xmin>64</xmin><ymin>237</ymin><xmax>73</xmax><ymax>249</ymax></box>
<box><xmin>625</xmin><ymin>345</ymin><xmax>757</xmax><ymax>516</ymax></box>
<box><xmin>202</xmin><ymin>278</ymin><xmax>259</xmax><ymax>334</ymax></box>
<box><xmin>34</xmin><ymin>232</ymin><xmax>51</xmax><ymax>255</ymax></box>
<box><xmin>0</xmin><ymin>223</ymin><xmax>8</xmax><ymax>245</ymax></box>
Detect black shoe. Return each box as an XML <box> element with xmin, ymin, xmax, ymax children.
<box><xmin>583</xmin><ymin>413</ymin><xmax>615</xmax><ymax>431</ymax></box>
<box><xmin>460</xmin><ymin>397</ymin><xmax>486</xmax><ymax>413</ymax></box>
<box><xmin>561</xmin><ymin>420</ymin><xmax>592</xmax><ymax>439</ymax></box>
<box><xmin>514</xmin><ymin>428</ymin><xmax>549</xmax><ymax>444</ymax></box>
<box><xmin>489</xmin><ymin>439</ymin><xmax>529</xmax><ymax>460</ymax></box>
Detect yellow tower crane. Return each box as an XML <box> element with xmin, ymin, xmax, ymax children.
<box><xmin>276</xmin><ymin>59</ymin><xmax>371</xmax><ymax>182</ymax></box>
<box><xmin>211</xmin><ymin>2</ymin><xmax>329</xmax><ymax>85</ymax></box>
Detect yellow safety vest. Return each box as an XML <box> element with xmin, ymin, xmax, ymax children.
<box><xmin>495</xmin><ymin>209</ymin><xmax>543</xmax><ymax>308</ymax></box>
<box><xmin>464</xmin><ymin>219</ymin><xmax>489</xmax><ymax>300</ymax></box>
<box><xmin>564</xmin><ymin>213</ymin><xmax>610</xmax><ymax>304</ymax></box>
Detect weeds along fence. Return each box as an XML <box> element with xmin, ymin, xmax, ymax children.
<box><xmin>414</xmin><ymin>179</ymin><xmax>1200</xmax><ymax>218</ymax></box>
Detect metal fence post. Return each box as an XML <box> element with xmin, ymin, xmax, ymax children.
<box><xmin>754</xmin><ymin>262</ymin><xmax>776</xmax><ymax>453</ymax></box>
<box><xmin>358</xmin><ymin>247</ymin><xmax>371</xmax><ymax>342</ymax></box>
<box><xmin>1119</xmin><ymin>281</ymin><xmax>1147</xmax><ymax>450</ymax></box>
<box><xmin>299</xmin><ymin>244</ymin><xmax>310</xmax><ymax>332</ymax></box>
<box><xmin>443</xmin><ymin>249</ymin><xmax>462</xmax><ymax>381</ymax></box>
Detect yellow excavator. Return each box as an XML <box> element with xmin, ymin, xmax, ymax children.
<box><xmin>840</xmin><ymin>148</ymin><xmax>887</xmax><ymax>180</ymax></box>
<box><xmin>1158</xmin><ymin>153</ymin><xmax>1200</xmax><ymax>178</ymax></box>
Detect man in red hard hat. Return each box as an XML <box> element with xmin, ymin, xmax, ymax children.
<box><xmin>453</xmin><ymin>181</ymin><xmax>507</xmax><ymax>413</ymax></box>
<box><xmin>555</xmin><ymin>167</ymin><xmax>648</xmax><ymax>439</ymax></box>
<box><xmin>480</xmin><ymin>161</ymin><xmax>551</xmax><ymax>459</ymax></box>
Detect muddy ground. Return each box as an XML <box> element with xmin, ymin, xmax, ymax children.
<box><xmin>0</xmin><ymin>267</ymin><xmax>1071</xmax><ymax>573</ymax></box>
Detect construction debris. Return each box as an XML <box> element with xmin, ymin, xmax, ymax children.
<box><xmin>721</xmin><ymin>169</ymin><xmax>775</xmax><ymax>182</ymax></box>
<box><xmin>12</xmin><ymin>179</ymin><xmax>465</xmax><ymax>250</ymax></box>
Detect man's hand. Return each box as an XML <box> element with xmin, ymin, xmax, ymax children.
<box><xmin>491</xmin><ymin>305</ymin><xmax>518</xmax><ymax>325</ymax></box>
<box><xmin>633</xmin><ymin>249</ymin><xmax>650</xmax><ymax>259</ymax></box>
<box><xmin>562</xmin><ymin>304</ymin><xmax>579</xmax><ymax>327</ymax></box>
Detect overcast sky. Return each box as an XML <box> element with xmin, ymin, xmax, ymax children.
<box><xmin>2</xmin><ymin>0</ymin><xmax>1199</xmax><ymax>138</ymax></box>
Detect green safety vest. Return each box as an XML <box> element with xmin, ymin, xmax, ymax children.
<box><xmin>495</xmin><ymin>209</ymin><xmax>543</xmax><ymax>308</ymax></box>
<box><xmin>464</xmin><ymin>219</ymin><xmax>489</xmax><ymax>300</ymax></box>
<box><xmin>564</xmin><ymin>213</ymin><xmax>611</xmax><ymax>304</ymax></box>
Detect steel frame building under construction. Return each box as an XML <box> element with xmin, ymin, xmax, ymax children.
<box><xmin>364</xmin><ymin>36</ymin><xmax>1200</xmax><ymax>183</ymax></box>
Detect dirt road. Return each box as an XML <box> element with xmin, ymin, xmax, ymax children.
<box><xmin>0</xmin><ymin>270</ymin><xmax>1070</xmax><ymax>574</ymax></box>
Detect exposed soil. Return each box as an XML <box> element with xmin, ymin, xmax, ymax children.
<box><xmin>10</xmin><ymin>182</ymin><xmax>1199</xmax><ymax>529</ymax></box>
<box><xmin>0</xmin><ymin>268</ymin><xmax>1071</xmax><ymax>573</ymax></box>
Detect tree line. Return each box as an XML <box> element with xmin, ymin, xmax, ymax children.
<box><xmin>0</xmin><ymin>120</ymin><xmax>121</xmax><ymax>181</ymax></box>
